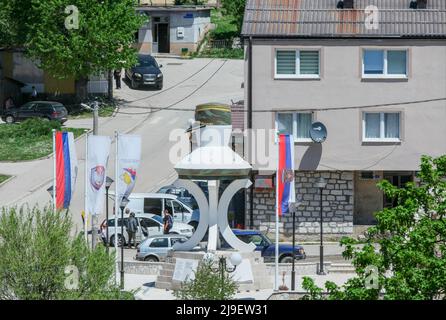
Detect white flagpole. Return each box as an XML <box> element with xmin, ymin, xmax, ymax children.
<box><xmin>275</xmin><ymin>135</ymin><xmax>280</xmax><ymax>291</ymax></box>
<box><xmin>114</xmin><ymin>131</ymin><xmax>119</xmax><ymax>284</ymax></box>
<box><xmin>52</xmin><ymin>129</ymin><xmax>57</xmax><ymax>213</ymax></box>
<box><xmin>84</xmin><ymin>132</ymin><xmax>89</xmax><ymax>243</ymax></box>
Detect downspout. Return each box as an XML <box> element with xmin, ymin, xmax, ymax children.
<box><xmin>248</xmin><ymin>36</ymin><xmax>254</xmax><ymax>229</ymax></box>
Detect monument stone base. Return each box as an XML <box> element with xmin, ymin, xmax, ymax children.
<box><xmin>155</xmin><ymin>250</ymin><xmax>273</xmax><ymax>292</ymax></box>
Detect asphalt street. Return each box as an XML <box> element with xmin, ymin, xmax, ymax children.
<box><xmin>0</xmin><ymin>58</ymin><xmax>244</xmax><ymax>231</ymax></box>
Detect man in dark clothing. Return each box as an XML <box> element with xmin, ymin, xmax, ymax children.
<box><xmin>127</xmin><ymin>212</ymin><xmax>138</xmax><ymax>248</ymax></box>
<box><xmin>163</xmin><ymin>208</ymin><xmax>173</xmax><ymax>235</ymax></box>
<box><xmin>114</xmin><ymin>69</ymin><xmax>122</xmax><ymax>89</ymax></box>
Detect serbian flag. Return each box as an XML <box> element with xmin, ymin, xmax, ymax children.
<box><xmin>277</xmin><ymin>134</ymin><xmax>296</xmax><ymax>216</ymax></box>
<box><xmin>55</xmin><ymin>131</ymin><xmax>78</xmax><ymax>210</ymax></box>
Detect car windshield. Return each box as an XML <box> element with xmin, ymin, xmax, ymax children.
<box><xmin>151</xmin><ymin>215</ymin><xmax>163</xmax><ymax>224</ymax></box>
<box><xmin>260</xmin><ymin>234</ymin><xmax>273</xmax><ymax>245</ymax></box>
<box><xmin>137</xmin><ymin>56</ymin><xmax>157</xmax><ymax>68</ymax></box>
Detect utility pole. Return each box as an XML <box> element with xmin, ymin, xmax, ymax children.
<box><xmin>91</xmin><ymin>100</ymin><xmax>99</xmax><ymax>249</ymax></box>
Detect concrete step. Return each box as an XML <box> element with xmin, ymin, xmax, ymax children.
<box><xmin>328</xmin><ymin>263</ymin><xmax>356</xmax><ymax>274</ymax></box>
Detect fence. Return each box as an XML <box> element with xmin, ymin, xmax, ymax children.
<box><xmin>209</xmin><ymin>38</ymin><xmax>242</xmax><ymax>50</ymax></box>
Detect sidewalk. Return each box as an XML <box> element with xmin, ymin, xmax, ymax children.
<box><xmin>126</xmin><ymin>272</ymin><xmax>356</xmax><ymax>300</ymax></box>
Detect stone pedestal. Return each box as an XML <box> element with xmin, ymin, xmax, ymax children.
<box><xmin>155</xmin><ymin>250</ymin><xmax>273</xmax><ymax>291</ymax></box>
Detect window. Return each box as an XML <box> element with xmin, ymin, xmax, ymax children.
<box><xmin>144</xmin><ymin>198</ymin><xmax>162</xmax><ymax>215</ymax></box>
<box><xmin>276</xmin><ymin>112</ymin><xmax>313</xmax><ymax>142</ymax></box>
<box><xmin>140</xmin><ymin>218</ymin><xmax>159</xmax><ymax>228</ymax></box>
<box><xmin>150</xmin><ymin>238</ymin><xmax>169</xmax><ymax>248</ymax></box>
<box><xmin>363</xmin><ymin>49</ymin><xmax>408</xmax><ymax>78</ymax></box>
<box><xmin>170</xmin><ymin>238</ymin><xmax>187</xmax><ymax>246</ymax></box>
<box><xmin>363</xmin><ymin>112</ymin><xmax>401</xmax><ymax>142</ymax></box>
<box><xmin>275</xmin><ymin>49</ymin><xmax>320</xmax><ymax>79</ymax></box>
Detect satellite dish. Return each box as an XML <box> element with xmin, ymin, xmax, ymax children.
<box><xmin>309</xmin><ymin>122</ymin><xmax>327</xmax><ymax>143</ymax></box>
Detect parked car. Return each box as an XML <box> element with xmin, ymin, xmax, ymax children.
<box><xmin>125</xmin><ymin>54</ymin><xmax>163</xmax><ymax>90</ymax></box>
<box><xmin>1</xmin><ymin>101</ymin><xmax>68</xmax><ymax>124</ymax></box>
<box><xmin>157</xmin><ymin>185</ymin><xmax>198</xmax><ymax>209</ymax></box>
<box><xmin>109</xmin><ymin>192</ymin><xmax>194</xmax><ymax>223</ymax></box>
<box><xmin>221</xmin><ymin>229</ymin><xmax>306</xmax><ymax>263</ymax></box>
<box><xmin>135</xmin><ymin>235</ymin><xmax>189</xmax><ymax>262</ymax></box>
<box><xmin>102</xmin><ymin>213</ymin><xmax>194</xmax><ymax>247</ymax></box>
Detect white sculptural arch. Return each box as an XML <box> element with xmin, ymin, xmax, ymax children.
<box><xmin>172</xmin><ymin>179</ymin><xmax>256</xmax><ymax>253</ymax></box>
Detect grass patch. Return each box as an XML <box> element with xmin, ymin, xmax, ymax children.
<box><xmin>194</xmin><ymin>48</ymin><xmax>244</xmax><ymax>60</ymax></box>
<box><xmin>0</xmin><ymin>118</ymin><xmax>86</xmax><ymax>161</ymax></box>
<box><xmin>0</xmin><ymin>175</ymin><xmax>10</xmax><ymax>184</ymax></box>
<box><xmin>68</xmin><ymin>103</ymin><xmax>116</xmax><ymax>119</ymax></box>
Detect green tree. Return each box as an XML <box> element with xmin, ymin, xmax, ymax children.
<box><xmin>1</xmin><ymin>0</ymin><xmax>146</xmax><ymax>99</ymax></box>
<box><xmin>173</xmin><ymin>258</ymin><xmax>238</xmax><ymax>300</ymax></box>
<box><xmin>220</xmin><ymin>0</ymin><xmax>246</xmax><ymax>34</ymax></box>
<box><xmin>302</xmin><ymin>155</ymin><xmax>446</xmax><ymax>300</ymax></box>
<box><xmin>0</xmin><ymin>206</ymin><xmax>132</xmax><ymax>300</ymax></box>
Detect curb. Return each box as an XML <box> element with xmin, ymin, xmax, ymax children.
<box><xmin>0</xmin><ymin>175</ymin><xmax>16</xmax><ymax>188</ymax></box>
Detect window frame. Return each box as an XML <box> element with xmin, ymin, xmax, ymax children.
<box><xmin>274</xmin><ymin>49</ymin><xmax>321</xmax><ymax>80</ymax></box>
<box><xmin>362</xmin><ymin>48</ymin><xmax>409</xmax><ymax>79</ymax></box>
<box><xmin>275</xmin><ymin>112</ymin><xmax>314</xmax><ymax>143</ymax></box>
<box><xmin>362</xmin><ymin>111</ymin><xmax>402</xmax><ymax>143</ymax></box>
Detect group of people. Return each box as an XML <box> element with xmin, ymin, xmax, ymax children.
<box><xmin>101</xmin><ymin>207</ymin><xmax>174</xmax><ymax>249</ymax></box>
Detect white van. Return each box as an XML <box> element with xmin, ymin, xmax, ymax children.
<box><xmin>111</xmin><ymin>193</ymin><xmax>194</xmax><ymax>223</ymax></box>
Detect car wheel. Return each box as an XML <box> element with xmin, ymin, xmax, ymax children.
<box><xmin>5</xmin><ymin>115</ymin><xmax>15</xmax><ymax>124</ymax></box>
<box><xmin>131</xmin><ymin>79</ymin><xmax>138</xmax><ymax>89</ymax></box>
<box><xmin>144</xmin><ymin>256</ymin><xmax>159</xmax><ymax>263</ymax></box>
<box><xmin>110</xmin><ymin>234</ymin><xmax>126</xmax><ymax>247</ymax></box>
<box><xmin>157</xmin><ymin>84</ymin><xmax>163</xmax><ymax>91</ymax></box>
<box><xmin>279</xmin><ymin>255</ymin><xmax>294</xmax><ymax>264</ymax></box>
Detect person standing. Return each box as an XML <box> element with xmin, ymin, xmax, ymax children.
<box><xmin>163</xmin><ymin>208</ymin><xmax>173</xmax><ymax>235</ymax></box>
<box><xmin>4</xmin><ymin>96</ymin><xmax>14</xmax><ymax>110</ymax></box>
<box><xmin>127</xmin><ymin>211</ymin><xmax>138</xmax><ymax>249</ymax></box>
<box><xmin>114</xmin><ymin>69</ymin><xmax>122</xmax><ymax>90</ymax></box>
<box><xmin>30</xmin><ymin>86</ymin><xmax>38</xmax><ymax>100</ymax></box>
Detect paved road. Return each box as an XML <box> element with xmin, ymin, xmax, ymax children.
<box><xmin>0</xmin><ymin>58</ymin><xmax>244</xmax><ymax>230</ymax></box>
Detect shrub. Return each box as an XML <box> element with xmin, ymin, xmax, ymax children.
<box><xmin>173</xmin><ymin>258</ymin><xmax>238</xmax><ymax>300</ymax></box>
<box><xmin>0</xmin><ymin>206</ymin><xmax>133</xmax><ymax>300</ymax></box>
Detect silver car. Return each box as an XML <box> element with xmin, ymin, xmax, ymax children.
<box><xmin>136</xmin><ymin>235</ymin><xmax>188</xmax><ymax>262</ymax></box>
<box><xmin>102</xmin><ymin>213</ymin><xmax>194</xmax><ymax>247</ymax></box>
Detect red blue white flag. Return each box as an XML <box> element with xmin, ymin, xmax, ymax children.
<box><xmin>277</xmin><ymin>134</ymin><xmax>296</xmax><ymax>217</ymax></box>
<box><xmin>55</xmin><ymin>131</ymin><xmax>78</xmax><ymax>210</ymax></box>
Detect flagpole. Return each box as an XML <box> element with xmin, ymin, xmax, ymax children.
<box><xmin>114</xmin><ymin>131</ymin><xmax>119</xmax><ymax>285</ymax></box>
<box><xmin>84</xmin><ymin>132</ymin><xmax>89</xmax><ymax>243</ymax></box>
<box><xmin>275</xmin><ymin>134</ymin><xmax>280</xmax><ymax>291</ymax></box>
<box><xmin>52</xmin><ymin>129</ymin><xmax>57</xmax><ymax>213</ymax></box>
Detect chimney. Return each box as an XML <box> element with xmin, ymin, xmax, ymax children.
<box><xmin>337</xmin><ymin>0</ymin><xmax>354</xmax><ymax>9</ymax></box>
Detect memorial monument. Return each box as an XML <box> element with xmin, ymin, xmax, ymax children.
<box><xmin>155</xmin><ymin>104</ymin><xmax>272</xmax><ymax>291</ymax></box>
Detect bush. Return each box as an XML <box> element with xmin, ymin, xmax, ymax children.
<box><xmin>173</xmin><ymin>258</ymin><xmax>238</xmax><ymax>300</ymax></box>
<box><xmin>194</xmin><ymin>48</ymin><xmax>244</xmax><ymax>60</ymax></box>
<box><xmin>301</xmin><ymin>155</ymin><xmax>446</xmax><ymax>300</ymax></box>
<box><xmin>0</xmin><ymin>118</ymin><xmax>61</xmax><ymax>140</ymax></box>
<box><xmin>0</xmin><ymin>206</ymin><xmax>133</xmax><ymax>300</ymax></box>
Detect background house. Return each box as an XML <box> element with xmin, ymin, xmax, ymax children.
<box><xmin>0</xmin><ymin>50</ymin><xmax>109</xmax><ymax>106</ymax></box>
<box><xmin>242</xmin><ymin>0</ymin><xmax>446</xmax><ymax>238</ymax></box>
<box><xmin>136</xmin><ymin>4</ymin><xmax>212</xmax><ymax>55</ymax></box>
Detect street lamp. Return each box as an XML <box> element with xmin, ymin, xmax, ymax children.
<box><xmin>120</xmin><ymin>196</ymin><xmax>130</xmax><ymax>289</ymax></box>
<box><xmin>315</xmin><ymin>177</ymin><xmax>327</xmax><ymax>275</ymax></box>
<box><xmin>206</xmin><ymin>252</ymin><xmax>243</xmax><ymax>295</ymax></box>
<box><xmin>105</xmin><ymin>176</ymin><xmax>114</xmax><ymax>254</ymax></box>
<box><xmin>289</xmin><ymin>201</ymin><xmax>302</xmax><ymax>291</ymax></box>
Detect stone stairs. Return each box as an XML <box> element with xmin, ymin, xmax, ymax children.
<box><xmin>155</xmin><ymin>251</ymin><xmax>273</xmax><ymax>291</ymax></box>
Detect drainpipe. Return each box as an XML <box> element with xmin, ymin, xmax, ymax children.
<box><xmin>248</xmin><ymin>36</ymin><xmax>254</xmax><ymax>229</ymax></box>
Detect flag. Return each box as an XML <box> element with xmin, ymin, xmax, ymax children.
<box><xmin>116</xmin><ymin>134</ymin><xmax>142</xmax><ymax>204</ymax></box>
<box><xmin>277</xmin><ymin>134</ymin><xmax>296</xmax><ymax>216</ymax></box>
<box><xmin>86</xmin><ymin>135</ymin><xmax>111</xmax><ymax>216</ymax></box>
<box><xmin>55</xmin><ymin>131</ymin><xmax>78</xmax><ymax>210</ymax></box>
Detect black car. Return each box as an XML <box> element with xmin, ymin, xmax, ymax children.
<box><xmin>125</xmin><ymin>54</ymin><xmax>163</xmax><ymax>90</ymax></box>
<box><xmin>1</xmin><ymin>101</ymin><xmax>68</xmax><ymax>124</ymax></box>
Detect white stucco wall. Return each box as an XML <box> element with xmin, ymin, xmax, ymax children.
<box><xmin>245</xmin><ymin>39</ymin><xmax>446</xmax><ymax>171</ymax></box>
